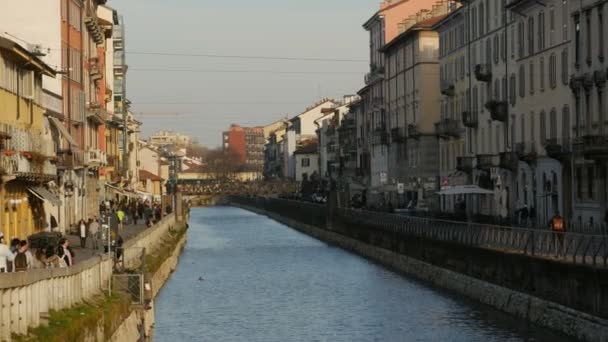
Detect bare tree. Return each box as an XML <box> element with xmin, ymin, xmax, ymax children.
<box><xmin>203</xmin><ymin>147</ymin><xmax>243</xmax><ymax>180</ymax></box>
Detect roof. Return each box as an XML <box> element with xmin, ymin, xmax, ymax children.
<box><xmin>379</xmin><ymin>15</ymin><xmax>447</xmax><ymax>52</ymax></box>
<box><xmin>432</xmin><ymin>6</ymin><xmax>465</xmax><ymax>31</ymax></box>
<box><xmin>363</xmin><ymin>0</ymin><xmax>410</xmax><ymax>29</ymax></box>
<box><xmin>294</xmin><ymin>141</ymin><xmax>318</xmax><ymax>155</ymax></box>
<box><xmin>139</xmin><ymin>170</ymin><xmax>164</xmax><ymax>181</ymax></box>
<box><xmin>0</xmin><ymin>36</ymin><xmax>56</xmax><ymax>77</ymax></box>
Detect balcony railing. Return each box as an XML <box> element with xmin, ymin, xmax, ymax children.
<box><xmin>371</xmin><ymin>128</ymin><xmax>388</xmax><ymax>146</ymax></box>
<box><xmin>440</xmin><ymin>81</ymin><xmax>455</xmax><ymax>97</ymax></box>
<box><xmin>544</xmin><ymin>138</ymin><xmax>573</xmax><ymax>162</ymax></box>
<box><xmin>462</xmin><ymin>111</ymin><xmax>478</xmax><ymax>128</ymax></box>
<box><xmin>408</xmin><ymin>124</ymin><xmax>420</xmax><ymax>139</ymax></box>
<box><xmin>499</xmin><ymin>152</ymin><xmax>518</xmax><ymax>171</ymax></box>
<box><xmin>85</xmin><ymin>149</ymin><xmax>107</xmax><ymax>166</ymax></box>
<box><xmin>456</xmin><ymin>156</ymin><xmax>474</xmax><ymax>173</ymax></box>
<box><xmin>391</xmin><ymin>127</ymin><xmax>406</xmax><ymax>143</ymax></box>
<box><xmin>485</xmin><ymin>100</ymin><xmax>508</xmax><ymax>122</ymax></box>
<box><xmin>574</xmin><ymin>135</ymin><xmax>608</xmax><ymax>160</ymax></box>
<box><xmin>364</xmin><ymin>65</ymin><xmax>385</xmax><ymax>85</ymax></box>
<box><xmin>57</xmin><ymin>149</ymin><xmax>85</xmax><ymax>169</ymax></box>
<box><xmin>515</xmin><ymin>142</ymin><xmax>538</xmax><ymax>162</ymax></box>
<box><xmin>476</xmin><ymin>154</ymin><xmax>499</xmax><ymax>170</ymax></box>
<box><xmin>475</xmin><ymin>64</ymin><xmax>492</xmax><ymax>82</ymax></box>
<box><xmin>436</xmin><ymin>118</ymin><xmax>461</xmax><ymax>138</ymax></box>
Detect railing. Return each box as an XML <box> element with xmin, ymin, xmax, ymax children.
<box><xmin>475</xmin><ymin>63</ymin><xmax>492</xmax><ymax>82</ymax></box>
<box><xmin>435</xmin><ymin>118</ymin><xmax>461</xmax><ymax>138</ymax></box>
<box><xmin>462</xmin><ymin>111</ymin><xmax>478</xmax><ymax>128</ymax></box>
<box><xmin>337</xmin><ymin>209</ymin><xmax>608</xmax><ymax>268</ymax></box>
<box><xmin>456</xmin><ymin>156</ymin><xmax>474</xmax><ymax>173</ymax></box>
<box><xmin>231</xmin><ymin>197</ymin><xmax>608</xmax><ymax>268</ymax></box>
<box><xmin>440</xmin><ymin>81</ymin><xmax>455</xmax><ymax>96</ymax></box>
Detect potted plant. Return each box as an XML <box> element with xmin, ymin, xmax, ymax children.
<box><xmin>2</xmin><ymin>149</ymin><xmax>16</xmax><ymax>156</ymax></box>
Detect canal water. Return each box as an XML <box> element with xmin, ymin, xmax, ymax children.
<box><xmin>155</xmin><ymin>207</ymin><xmax>571</xmax><ymax>342</ymax></box>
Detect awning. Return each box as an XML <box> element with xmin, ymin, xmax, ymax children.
<box><xmin>48</xmin><ymin>116</ymin><xmax>78</xmax><ymax>147</ymax></box>
<box><xmin>28</xmin><ymin>186</ymin><xmax>62</xmax><ymax>206</ymax></box>
<box><xmin>105</xmin><ymin>183</ymin><xmax>125</xmax><ymax>195</ymax></box>
<box><xmin>437</xmin><ymin>185</ymin><xmax>495</xmax><ymax>196</ymax></box>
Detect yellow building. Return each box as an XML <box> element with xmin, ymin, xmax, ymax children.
<box><xmin>0</xmin><ymin>37</ymin><xmax>58</xmax><ymax>241</ymax></box>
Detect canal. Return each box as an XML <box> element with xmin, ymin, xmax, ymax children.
<box><xmin>155</xmin><ymin>207</ymin><xmax>571</xmax><ymax>342</ymax></box>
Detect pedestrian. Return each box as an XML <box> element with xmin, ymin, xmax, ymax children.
<box><xmin>0</xmin><ymin>233</ymin><xmax>15</xmax><ymax>273</ymax></box>
<box><xmin>57</xmin><ymin>238</ymin><xmax>73</xmax><ymax>266</ymax></box>
<box><xmin>21</xmin><ymin>240</ymin><xmax>33</xmax><ymax>269</ymax></box>
<box><xmin>550</xmin><ymin>211</ymin><xmax>565</xmax><ymax>256</ymax></box>
<box><xmin>50</xmin><ymin>214</ymin><xmax>58</xmax><ymax>232</ymax></box>
<box><xmin>116</xmin><ymin>208</ymin><xmax>125</xmax><ymax>230</ymax></box>
<box><xmin>79</xmin><ymin>219</ymin><xmax>88</xmax><ymax>248</ymax></box>
<box><xmin>13</xmin><ymin>241</ymin><xmax>29</xmax><ymax>272</ymax></box>
<box><xmin>89</xmin><ymin>217</ymin><xmax>100</xmax><ymax>250</ymax></box>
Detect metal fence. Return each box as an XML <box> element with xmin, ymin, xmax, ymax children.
<box><xmin>231</xmin><ymin>196</ymin><xmax>608</xmax><ymax>268</ymax></box>
<box><xmin>112</xmin><ymin>274</ymin><xmax>144</xmax><ymax>305</ymax></box>
<box><xmin>339</xmin><ymin>208</ymin><xmax>608</xmax><ymax>268</ymax></box>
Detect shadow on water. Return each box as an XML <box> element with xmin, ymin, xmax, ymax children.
<box><xmin>154</xmin><ymin>207</ymin><xmax>574</xmax><ymax>342</ymax></box>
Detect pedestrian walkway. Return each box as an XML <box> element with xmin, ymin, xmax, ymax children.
<box><xmin>66</xmin><ymin>222</ymin><xmax>148</xmax><ymax>266</ymax></box>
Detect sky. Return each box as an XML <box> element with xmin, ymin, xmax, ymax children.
<box><xmin>111</xmin><ymin>0</ymin><xmax>377</xmax><ymax>148</ymax></box>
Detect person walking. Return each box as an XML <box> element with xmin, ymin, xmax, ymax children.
<box><xmin>78</xmin><ymin>219</ymin><xmax>88</xmax><ymax>248</ymax></box>
<box><xmin>116</xmin><ymin>208</ymin><xmax>125</xmax><ymax>230</ymax></box>
<box><xmin>13</xmin><ymin>241</ymin><xmax>29</xmax><ymax>272</ymax></box>
<box><xmin>89</xmin><ymin>217</ymin><xmax>100</xmax><ymax>250</ymax></box>
<box><xmin>550</xmin><ymin>211</ymin><xmax>565</xmax><ymax>256</ymax></box>
<box><xmin>57</xmin><ymin>238</ymin><xmax>73</xmax><ymax>266</ymax></box>
<box><xmin>0</xmin><ymin>233</ymin><xmax>15</xmax><ymax>273</ymax></box>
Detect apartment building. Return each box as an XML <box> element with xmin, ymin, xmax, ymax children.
<box><xmin>0</xmin><ymin>37</ymin><xmax>58</xmax><ymax>240</ymax></box>
<box><xmin>567</xmin><ymin>0</ymin><xmax>608</xmax><ymax>227</ymax></box>
<box><xmin>149</xmin><ymin>130</ymin><xmax>193</xmax><ymax>147</ymax></box>
<box><xmin>380</xmin><ymin>3</ymin><xmax>456</xmax><ymax>209</ymax></box>
<box><xmin>222</xmin><ymin>124</ymin><xmax>265</xmax><ymax>172</ymax></box>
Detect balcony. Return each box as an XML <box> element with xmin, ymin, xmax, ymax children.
<box><xmin>474</xmin><ymin>64</ymin><xmax>492</xmax><ymax>82</ymax></box>
<box><xmin>574</xmin><ymin>135</ymin><xmax>608</xmax><ymax>160</ymax></box>
<box><xmin>391</xmin><ymin>127</ymin><xmax>406</xmax><ymax>143</ymax></box>
<box><xmin>435</xmin><ymin>118</ymin><xmax>461</xmax><ymax>138</ymax></box>
<box><xmin>364</xmin><ymin>65</ymin><xmax>385</xmax><ymax>85</ymax></box>
<box><xmin>515</xmin><ymin>142</ymin><xmax>537</xmax><ymax>163</ymax></box>
<box><xmin>57</xmin><ymin>149</ymin><xmax>85</xmax><ymax>170</ymax></box>
<box><xmin>84</xmin><ymin>17</ymin><xmax>104</xmax><ymax>45</ymax></box>
<box><xmin>87</xmin><ymin>104</ymin><xmax>106</xmax><ymax>125</ymax></box>
<box><xmin>89</xmin><ymin>64</ymin><xmax>102</xmax><ymax>82</ymax></box>
<box><xmin>462</xmin><ymin>111</ymin><xmax>478</xmax><ymax>128</ymax></box>
<box><xmin>476</xmin><ymin>154</ymin><xmax>498</xmax><ymax>170</ymax></box>
<box><xmin>544</xmin><ymin>138</ymin><xmax>573</xmax><ymax>162</ymax></box>
<box><xmin>371</xmin><ymin>128</ymin><xmax>388</xmax><ymax>146</ymax></box>
<box><xmin>456</xmin><ymin>156</ymin><xmax>474</xmax><ymax>173</ymax></box>
<box><xmin>499</xmin><ymin>152</ymin><xmax>518</xmax><ymax>171</ymax></box>
<box><xmin>371</xmin><ymin>96</ymin><xmax>384</xmax><ymax>109</ymax></box>
<box><xmin>485</xmin><ymin>100</ymin><xmax>508</xmax><ymax>122</ymax></box>
<box><xmin>85</xmin><ymin>149</ymin><xmax>106</xmax><ymax>166</ymax></box>
<box><xmin>440</xmin><ymin>81</ymin><xmax>455</xmax><ymax>97</ymax></box>
<box><xmin>408</xmin><ymin>124</ymin><xmax>420</xmax><ymax>139</ymax></box>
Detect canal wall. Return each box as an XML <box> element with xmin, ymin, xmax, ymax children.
<box><xmin>232</xmin><ymin>200</ymin><xmax>608</xmax><ymax>342</ymax></box>
<box><xmin>0</xmin><ymin>212</ymin><xmax>189</xmax><ymax>342</ymax></box>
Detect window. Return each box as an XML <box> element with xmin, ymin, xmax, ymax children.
<box><xmin>479</xmin><ymin>2</ymin><xmax>485</xmax><ymax>36</ymax></box>
<box><xmin>502</xmin><ymin>76</ymin><xmax>507</xmax><ymax>101</ymax></box>
<box><xmin>538</xmin><ymin>11</ymin><xmax>545</xmax><ymax>51</ymax></box>
<box><xmin>518</xmin><ymin>20</ymin><xmax>525</xmax><ymax>58</ymax></box>
<box><xmin>501</xmin><ymin>31</ymin><xmax>507</xmax><ymax>61</ymax></box>
<box><xmin>493</xmin><ymin>35</ymin><xmax>499</xmax><ymax>64</ymax></box>
<box><xmin>563</xmin><ymin>105</ymin><xmax>570</xmax><ymax>138</ymax></box>
<box><xmin>509</xmin><ymin>73</ymin><xmax>516</xmax><ymax>105</ymax></box>
<box><xmin>540</xmin><ymin>57</ymin><xmax>545</xmax><ymax>92</ymax></box>
<box><xmin>494</xmin><ymin>79</ymin><xmax>500</xmax><ymax>99</ymax></box>
<box><xmin>575</xmin><ymin>14</ymin><xmax>580</xmax><ymax>67</ymax></box>
<box><xmin>561</xmin><ymin>49</ymin><xmax>569</xmax><ymax>85</ymax></box>
<box><xmin>529</xmin><ymin>61</ymin><xmax>535</xmax><ymax>95</ymax></box>
<box><xmin>562</xmin><ymin>0</ymin><xmax>568</xmax><ymax>41</ymax></box>
<box><xmin>599</xmin><ymin>7</ymin><xmax>605</xmax><ymax>61</ymax></box>
<box><xmin>550</xmin><ymin>108</ymin><xmax>558</xmax><ymax>139</ymax></box>
<box><xmin>550</xmin><ymin>53</ymin><xmax>557</xmax><ymax>89</ymax></box>
<box><xmin>519</xmin><ymin>65</ymin><xmax>525</xmax><ymax>98</ymax></box>
<box><xmin>486</xmin><ymin>38</ymin><xmax>492</xmax><ymax>65</ymax></box>
<box><xmin>586</xmin><ymin>12</ymin><xmax>591</xmax><ymax>65</ymax></box>
<box><xmin>472</xmin><ymin>6</ymin><xmax>478</xmax><ymax>39</ymax></box>
<box><xmin>576</xmin><ymin>167</ymin><xmax>583</xmax><ymax>199</ymax></box>
<box><xmin>302</xmin><ymin>158</ymin><xmax>310</xmax><ymax>167</ymax></box>
<box><xmin>528</xmin><ymin>16</ymin><xmax>535</xmax><ymax>55</ymax></box>
<box><xmin>520</xmin><ymin>114</ymin><xmax>525</xmax><ymax>143</ymax></box>
<box><xmin>530</xmin><ymin>111</ymin><xmax>536</xmax><ymax>143</ymax></box>
<box><xmin>540</xmin><ymin>110</ymin><xmax>547</xmax><ymax>144</ymax></box>
<box><xmin>549</xmin><ymin>6</ymin><xmax>555</xmax><ymax>46</ymax></box>
<box><xmin>588</xmin><ymin>166</ymin><xmax>595</xmax><ymax>199</ymax></box>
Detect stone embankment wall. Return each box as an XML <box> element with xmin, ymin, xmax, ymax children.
<box><xmin>0</xmin><ymin>213</ymin><xmax>181</xmax><ymax>341</ymax></box>
<box><xmin>232</xmin><ymin>200</ymin><xmax>608</xmax><ymax>342</ymax></box>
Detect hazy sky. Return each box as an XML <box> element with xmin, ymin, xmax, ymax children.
<box><xmin>111</xmin><ymin>0</ymin><xmax>376</xmax><ymax>147</ymax></box>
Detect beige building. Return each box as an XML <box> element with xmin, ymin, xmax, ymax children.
<box><xmin>380</xmin><ymin>3</ymin><xmax>456</xmax><ymax>208</ymax></box>
<box><xmin>293</xmin><ymin>141</ymin><xmax>319</xmax><ymax>182</ymax></box>
<box><xmin>149</xmin><ymin>130</ymin><xmax>193</xmax><ymax>147</ymax></box>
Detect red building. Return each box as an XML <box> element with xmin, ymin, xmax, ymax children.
<box><xmin>222</xmin><ymin>124</ymin><xmax>265</xmax><ymax>171</ymax></box>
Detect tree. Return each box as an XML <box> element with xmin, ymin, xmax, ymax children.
<box><xmin>202</xmin><ymin>147</ymin><xmax>243</xmax><ymax>180</ymax></box>
<box><xmin>186</xmin><ymin>144</ymin><xmax>208</xmax><ymax>159</ymax></box>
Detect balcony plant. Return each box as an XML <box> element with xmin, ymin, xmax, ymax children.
<box><xmin>1</xmin><ymin>149</ymin><xmax>16</xmax><ymax>156</ymax></box>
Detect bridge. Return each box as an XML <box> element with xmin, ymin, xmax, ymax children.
<box><xmin>175</xmin><ymin>179</ymin><xmax>298</xmax><ymax>196</ymax></box>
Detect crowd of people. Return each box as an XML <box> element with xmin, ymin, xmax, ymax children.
<box><xmin>0</xmin><ymin>196</ymin><xmax>170</xmax><ymax>274</ymax></box>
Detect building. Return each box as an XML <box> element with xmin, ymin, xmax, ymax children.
<box><xmin>138</xmin><ymin>169</ymin><xmax>164</xmax><ymax>198</ymax></box>
<box><xmin>282</xmin><ymin>98</ymin><xmax>338</xmax><ymax>179</ymax></box>
<box><xmin>263</xmin><ymin>121</ymin><xmax>288</xmax><ymax>179</ymax></box>
<box><xmin>358</xmin><ymin>0</ymin><xmax>454</xmax><ymax>203</ymax></box>
<box><xmin>379</xmin><ymin>4</ymin><xmax>455</xmax><ymax>209</ymax></box>
<box><xmin>149</xmin><ymin>130</ymin><xmax>193</xmax><ymax>147</ymax></box>
<box><xmin>565</xmin><ymin>0</ymin><xmax>608</xmax><ymax>228</ymax></box>
<box><xmin>293</xmin><ymin>140</ymin><xmax>319</xmax><ymax>182</ymax></box>
<box><xmin>222</xmin><ymin>124</ymin><xmax>265</xmax><ymax>171</ymax></box>
<box><xmin>0</xmin><ymin>36</ymin><xmax>58</xmax><ymax>240</ymax></box>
